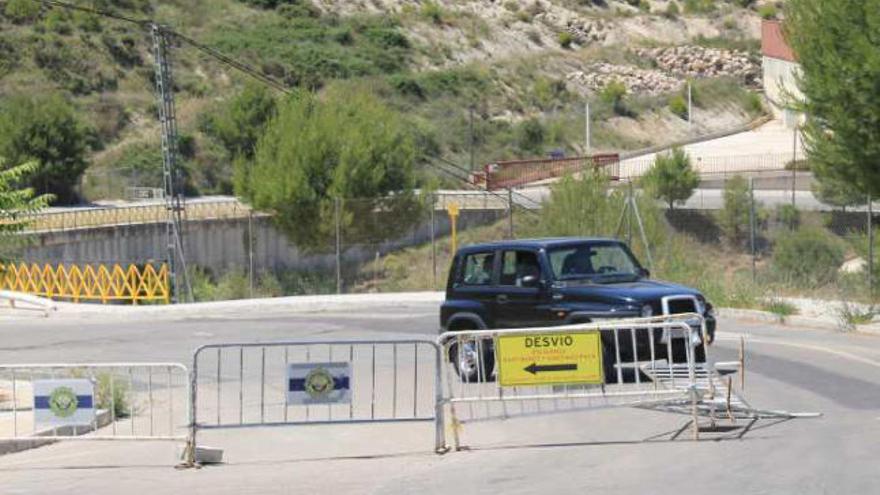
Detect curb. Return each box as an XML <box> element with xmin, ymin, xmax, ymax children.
<box><xmin>0</xmin><ymin>409</ymin><xmax>111</xmax><ymax>457</ymax></box>
<box><xmin>717</xmin><ymin>307</ymin><xmax>880</xmax><ymax>337</ymax></box>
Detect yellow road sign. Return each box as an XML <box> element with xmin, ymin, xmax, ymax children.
<box><xmin>496</xmin><ymin>332</ymin><xmax>604</xmax><ymax>386</ymax></box>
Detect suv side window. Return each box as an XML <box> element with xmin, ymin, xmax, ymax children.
<box><xmin>460</xmin><ymin>252</ymin><xmax>495</xmax><ymax>286</ymax></box>
<box><xmin>499</xmin><ymin>250</ymin><xmax>541</xmax><ymax>287</ymax></box>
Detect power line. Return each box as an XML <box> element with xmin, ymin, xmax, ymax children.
<box><xmin>37</xmin><ymin>0</ymin><xmax>150</xmax><ymax>26</ymax></box>
<box><xmin>33</xmin><ymin>0</ymin><xmax>291</xmax><ymax>94</ymax></box>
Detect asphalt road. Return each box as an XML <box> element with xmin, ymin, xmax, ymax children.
<box><xmin>1</xmin><ymin>304</ymin><xmax>879</xmax><ymax>494</ymax></box>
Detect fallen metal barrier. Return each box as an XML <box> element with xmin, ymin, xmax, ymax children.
<box><xmin>0</xmin><ymin>290</ymin><xmax>56</xmax><ymax>317</ymax></box>
<box><xmin>438</xmin><ymin>316</ymin><xmax>705</xmax><ymax>449</ymax></box>
<box><xmin>0</xmin><ymin>363</ymin><xmax>190</xmax><ymax>445</ymax></box>
<box><xmin>187</xmin><ymin>340</ymin><xmax>444</xmax><ymax>464</ymax></box>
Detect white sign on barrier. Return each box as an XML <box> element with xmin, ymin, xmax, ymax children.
<box><xmin>33</xmin><ymin>379</ymin><xmax>95</xmax><ymax>428</ymax></box>
<box><xmin>287</xmin><ymin>362</ymin><xmax>351</xmax><ymax>405</ymax></box>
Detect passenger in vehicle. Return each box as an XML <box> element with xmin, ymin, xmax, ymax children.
<box><xmin>465</xmin><ymin>254</ymin><xmax>494</xmax><ymax>285</ymax></box>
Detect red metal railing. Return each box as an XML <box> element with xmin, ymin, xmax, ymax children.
<box><xmin>483</xmin><ymin>154</ymin><xmax>620</xmax><ymax>190</ymax></box>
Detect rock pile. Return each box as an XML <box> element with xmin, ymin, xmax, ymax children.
<box><xmin>635</xmin><ymin>46</ymin><xmax>760</xmax><ymax>84</ymax></box>
<box><xmin>566</xmin><ymin>63</ymin><xmax>682</xmax><ymax>95</ymax></box>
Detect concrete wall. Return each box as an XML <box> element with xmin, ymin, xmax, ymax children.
<box><xmin>18</xmin><ymin>209</ymin><xmax>506</xmax><ymax>274</ymax></box>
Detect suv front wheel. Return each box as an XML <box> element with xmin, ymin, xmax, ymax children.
<box><xmin>449</xmin><ymin>339</ymin><xmax>495</xmax><ymax>383</ymax></box>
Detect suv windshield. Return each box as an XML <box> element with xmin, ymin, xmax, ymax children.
<box><xmin>548</xmin><ymin>243</ymin><xmax>642</xmax><ymax>283</ymax></box>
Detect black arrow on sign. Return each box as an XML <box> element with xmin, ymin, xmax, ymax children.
<box><xmin>524</xmin><ymin>363</ymin><xmax>578</xmax><ymax>375</ymax></box>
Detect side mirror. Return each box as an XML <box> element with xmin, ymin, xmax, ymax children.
<box><xmin>521</xmin><ymin>275</ymin><xmax>540</xmax><ymax>288</ymax></box>
<box><xmin>639</xmin><ymin>268</ymin><xmax>651</xmax><ymax>279</ymax></box>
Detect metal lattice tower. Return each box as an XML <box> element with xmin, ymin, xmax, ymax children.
<box><xmin>151</xmin><ymin>24</ymin><xmax>192</xmax><ymax>303</ymax></box>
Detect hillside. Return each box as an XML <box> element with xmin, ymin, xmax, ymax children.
<box><xmin>0</xmin><ymin>0</ymin><xmax>775</xmax><ymax>203</ymax></box>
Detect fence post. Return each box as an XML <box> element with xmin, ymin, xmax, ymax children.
<box><xmin>335</xmin><ymin>196</ymin><xmax>342</xmax><ymax>295</ymax></box>
<box><xmin>749</xmin><ymin>177</ymin><xmax>757</xmax><ymax>283</ymax></box>
<box><xmin>507</xmin><ymin>188</ymin><xmax>514</xmax><ymax>239</ymax></box>
<box><xmin>248</xmin><ymin>211</ymin><xmax>255</xmax><ymax>298</ymax></box>
<box><xmin>430</xmin><ymin>194</ymin><xmax>437</xmax><ymax>290</ymax></box>
<box><xmin>869</xmin><ymin>195</ymin><xmax>874</xmax><ymax>296</ymax></box>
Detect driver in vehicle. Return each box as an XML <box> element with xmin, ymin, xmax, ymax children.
<box><xmin>561</xmin><ymin>248</ymin><xmax>595</xmax><ymax>277</ymax></box>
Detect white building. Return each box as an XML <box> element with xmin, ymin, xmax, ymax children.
<box><xmin>762</xmin><ymin>20</ymin><xmax>805</xmax><ymax>128</ymax></box>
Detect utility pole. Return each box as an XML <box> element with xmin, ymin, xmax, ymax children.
<box><xmin>687</xmin><ymin>81</ymin><xmax>693</xmax><ymax>128</ymax></box>
<box><xmin>469</xmin><ymin>106</ymin><xmax>475</xmax><ymax>171</ymax></box>
<box><xmin>151</xmin><ymin>24</ymin><xmax>192</xmax><ymax>303</ymax></box>
<box><xmin>792</xmin><ymin>126</ymin><xmax>798</xmax><ymax>208</ymax></box>
<box><xmin>584</xmin><ymin>102</ymin><xmax>591</xmax><ymax>155</ymax></box>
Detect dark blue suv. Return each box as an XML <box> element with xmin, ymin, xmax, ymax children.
<box><xmin>440</xmin><ymin>238</ymin><xmax>716</xmax><ymax>382</ymax></box>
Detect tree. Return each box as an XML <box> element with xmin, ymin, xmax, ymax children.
<box><xmin>239</xmin><ymin>85</ymin><xmax>420</xmax><ymax>250</ymax></box>
<box><xmin>642</xmin><ymin>147</ymin><xmax>699</xmax><ymax>211</ymax></box>
<box><xmin>0</xmin><ymin>93</ymin><xmax>90</xmax><ymax>204</ymax></box>
<box><xmin>718</xmin><ymin>174</ymin><xmax>751</xmax><ymax>245</ymax></box>
<box><xmin>811</xmin><ymin>172</ymin><xmax>864</xmax><ymax>212</ymax></box>
<box><xmin>204</xmin><ymin>83</ymin><xmax>277</xmax><ymax>159</ymax></box>
<box><xmin>785</xmin><ymin>0</ymin><xmax>880</xmax><ymax>199</ymax></box>
<box><xmin>0</xmin><ymin>160</ymin><xmax>53</xmax><ymax>257</ymax></box>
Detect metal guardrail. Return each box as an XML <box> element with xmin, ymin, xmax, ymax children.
<box><xmin>0</xmin><ymin>363</ymin><xmax>189</xmax><ymax>442</ymax></box>
<box><xmin>187</xmin><ymin>339</ymin><xmax>444</xmax><ymax>464</ymax></box>
<box><xmin>0</xmin><ymin>262</ymin><xmax>170</xmax><ymax>304</ymax></box>
<box><xmin>16</xmin><ymin>200</ymin><xmax>253</xmax><ymax>233</ymax></box>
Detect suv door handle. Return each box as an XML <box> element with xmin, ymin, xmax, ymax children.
<box><xmin>496</xmin><ymin>294</ymin><xmax>509</xmax><ymax>304</ymax></box>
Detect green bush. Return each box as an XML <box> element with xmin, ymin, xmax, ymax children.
<box><xmin>773</xmin><ymin>227</ymin><xmax>845</xmax><ymax>286</ymax></box>
<box><xmin>4</xmin><ymin>0</ymin><xmax>41</xmax><ymax>23</ymax></box>
<box><xmin>202</xmin><ymin>83</ymin><xmax>277</xmax><ymax>159</ymax></box>
<box><xmin>0</xmin><ymin>93</ymin><xmax>92</xmax><ymax>204</ymax></box>
<box><xmin>776</xmin><ymin>204</ymin><xmax>800</xmax><ymax>230</ymax></box>
<box><xmin>95</xmin><ymin>373</ymin><xmax>132</xmax><ymax>418</ymax></box>
<box><xmin>557</xmin><ymin>31</ymin><xmax>574</xmax><ymax>49</ymax></box>
<box><xmin>718</xmin><ymin>175</ymin><xmax>751</xmax><ymax>245</ymax></box>
<box><xmin>758</xmin><ymin>4</ymin><xmax>778</xmax><ymax>19</ymax></box>
<box><xmin>642</xmin><ymin>147</ymin><xmax>699</xmax><ymax>210</ymax></box>
<box><xmin>668</xmin><ymin>94</ymin><xmax>688</xmax><ymax>119</ymax></box>
<box><xmin>600</xmin><ymin>80</ymin><xmax>629</xmax><ymax>116</ymax></box>
<box><xmin>206</xmin><ymin>14</ymin><xmax>411</xmax><ymax>89</ymax></box>
<box><xmin>421</xmin><ymin>1</ymin><xmax>445</xmax><ymax>25</ymax></box>
<box><xmin>683</xmin><ymin>0</ymin><xmax>716</xmax><ymax>14</ymax></box>
<box><xmin>664</xmin><ymin>1</ymin><xmax>681</xmax><ymax>18</ymax></box>
<box><xmin>516</xmin><ymin>118</ymin><xmax>546</xmax><ymax>154</ymax></box>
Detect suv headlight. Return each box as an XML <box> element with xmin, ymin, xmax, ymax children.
<box><xmin>641</xmin><ymin>304</ymin><xmax>653</xmax><ymax>317</ymax></box>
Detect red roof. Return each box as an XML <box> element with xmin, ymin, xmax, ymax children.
<box><xmin>762</xmin><ymin>20</ymin><xmax>797</xmax><ymax>62</ymax></box>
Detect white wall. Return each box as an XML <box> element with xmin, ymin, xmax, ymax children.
<box><xmin>762</xmin><ymin>56</ymin><xmax>806</xmax><ymax>128</ymax></box>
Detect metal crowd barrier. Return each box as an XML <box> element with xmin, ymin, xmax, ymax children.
<box><xmin>437</xmin><ymin>316</ymin><xmax>704</xmax><ymax>450</ymax></box>
<box><xmin>187</xmin><ymin>340</ymin><xmax>444</xmax><ymax>464</ymax></box>
<box><xmin>0</xmin><ymin>363</ymin><xmax>190</xmax><ymax>443</ymax></box>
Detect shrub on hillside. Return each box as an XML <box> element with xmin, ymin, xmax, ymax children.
<box><xmin>776</xmin><ymin>204</ymin><xmax>800</xmax><ymax>230</ymax></box>
<box><xmin>668</xmin><ymin>94</ymin><xmax>688</xmax><ymax>119</ymax></box>
<box><xmin>718</xmin><ymin>175</ymin><xmax>751</xmax><ymax>245</ymax></box>
<box><xmin>0</xmin><ymin>93</ymin><xmax>92</xmax><ymax>204</ymax></box>
<box><xmin>517</xmin><ymin>118</ymin><xmax>546</xmax><ymax>154</ymax></box>
<box><xmin>4</xmin><ymin>0</ymin><xmax>41</xmax><ymax>23</ymax></box>
<box><xmin>772</xmin><ymin>228</ymin><xmax>845</xmax><ymax>286</ymax></box>
<box><xmin>663</xmin><ymin>2</ymin><xmax>680</xmax><ymax>18</ymax></box>
<box><xmin>557</xmin><ymin>31</ymin><xmax>574</xmax><ymax>49</ymax></box>
<box><xmin>600</xmin><ymin>80</ymin><xmax>629</xmax><ymax>116</ymax></box>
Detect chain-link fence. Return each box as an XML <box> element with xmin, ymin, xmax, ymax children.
<box><xmin>11</xmin><ymin>174</ymin><xmax>878</xmax><ymax>313</ymax></box>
